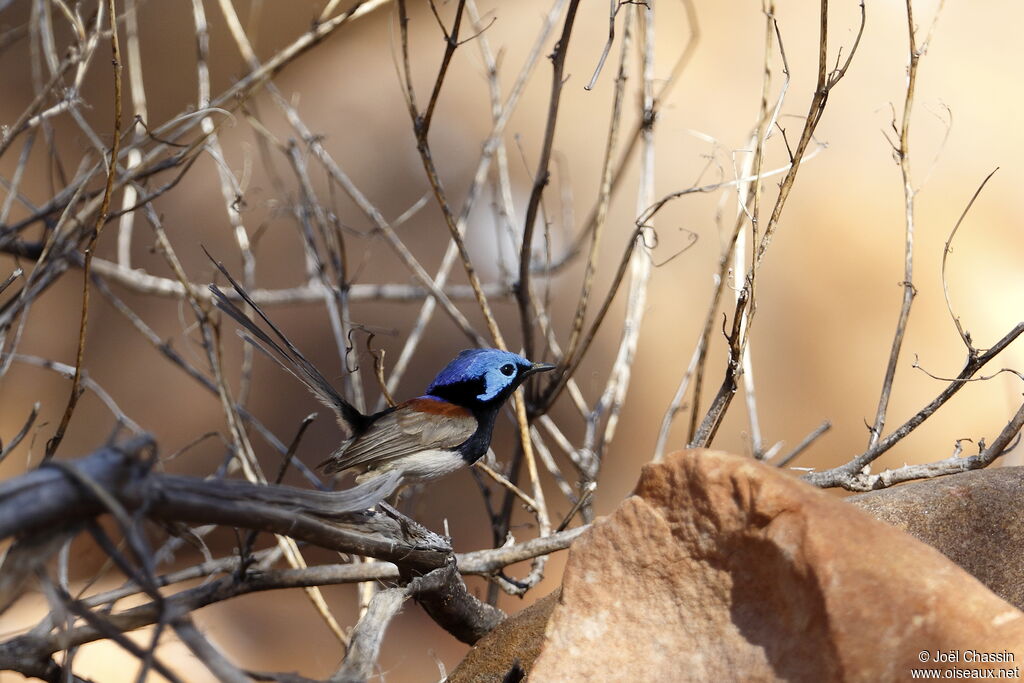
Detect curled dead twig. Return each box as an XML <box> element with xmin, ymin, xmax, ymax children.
<box><xmin>941</xmin><ymin>167</ymin><xmax>999</xmax><ymax>353</ymax></box>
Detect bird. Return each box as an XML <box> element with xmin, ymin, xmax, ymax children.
<box><xmin>207</xmin><ymin>260</ymin><xmax>555</xmax><ymax>492</ymax></box>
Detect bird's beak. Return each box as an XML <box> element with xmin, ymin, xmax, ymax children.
<box><xmin>524</xmin><ymin>362</ymin><xmax>557</xmax><ymax>377</ymax></box>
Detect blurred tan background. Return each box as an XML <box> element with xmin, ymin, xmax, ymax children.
<box><xmin>1</xmin><ymin>0</ymin><xmax>1022</xmax><ymax>680</ymax></box>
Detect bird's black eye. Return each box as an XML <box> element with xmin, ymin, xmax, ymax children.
<box><xmin>500</xmin><ymin>363</ymin><xmax>515</xmax><ymax>376</ymax></box>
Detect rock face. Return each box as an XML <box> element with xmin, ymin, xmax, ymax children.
<box><xmin>447</xmin><ymin>592</ymin><xmax>558</xmax><ymax>682</ymax></box>
<box><xmin>526</xmin><ymin>450</ymin><xmax>1024</xmax><ymax>681</ymax></box>
<box><xmin>850</xmin><ymin>466</ymin><xmax>1024</xmax><ymax>611</ymax></box>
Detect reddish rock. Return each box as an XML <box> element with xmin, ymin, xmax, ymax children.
<box><xmin>448</xmin><ymin>592</ymin><xmax>558</xmax><ymax>682</ymax></box>
<box><xmin>529</xmin><ymin>449</ymin><xmax>1024</xmax><ymax>681</ymax></box>
<box><xmin>851</xmin><ymin>466</ymin><xmax>1024</xmax><ymax>610</ymax></box>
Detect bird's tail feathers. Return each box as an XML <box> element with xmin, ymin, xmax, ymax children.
<box><xmin>313</xmin><ymin>469</ymin><xmax>403</xmax><ymax>516</ymax></box>
<box><xmin>205</xmin><ymin>253</ymin><xmax>368</xmax><ymax>433</ymax></box>
<box><xmin>202</xmin><ymin>469</ymin><xmax>403</xmax><ymax>516</ymax></box>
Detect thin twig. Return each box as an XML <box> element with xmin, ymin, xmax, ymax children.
<box><xmin>774</xmin><ymin>420</ymin><xmax>831</xmax><ymax>468</ymax></box>
<box><xmin>866</xmin><ymin>0</ymin><xmax>929</xmax><ymax>450</ymax></box>
<box><xmin>804</xmin><ymin>322</ymin><xmax>1024</xmax><ymax>489</ymax></box>
<box><xmin>690</xmin><ymin>0</ymin><xmax>866</xmax><ymax>448</ymax></box>
<box><xmin>539</xmin><ymin>0</ymin><xmax>701</xmax><ymax>275</ymax></box>
<box><xmin>474</xmin><ymin>460</ymin><xmax>539</xmax><ymax>514</ymax></box>
<box><xmin>560</xmin><ymin>6</ymin><xmax>633</xmax><ymax>395</ymax></box>
<box><xmin>374</xmin><ymin>0</ymin><xmax>566</xmax><ymax>410</ymax></box>
<box><xmin>738</xmin><ymin>1</ymin><xmax>782</xmax><ymax>459</ymax></box>
<box><xmin>517</xmin><ymin>0</ymin><xmax>582</xmax><ymax>359</ymax></box>
<box><xmin>941</xmin><ymin>168</ymin><xmax>998</xmax><ymax>352</ymax></box>
<box><xmin>812</xmin><ymin>401</ymin><xmax>1024</xmax><ymax>491</ymax></box>
<box><xmin>116</xmin><ymin>0</ymin><xmax>148</xmax><ymax>269</ymax></box>
<box><xmin>591</xmin><ymin>2</ymin><xmax>652</xmax><ymax>466</ymax></box>
<box><xmin>0</xmin><ymin>402</ymin><xmax>40</xmax><ymax>464</ymax></box>
<box><xmin>5</xmin><ymin>354</ymin><xmax>143</xmax><ymax>434</ymax></box>
<box><xmin>45</xmin><ymin>0</ymin><xmax>123</xmax><ymax>460</ymax></box>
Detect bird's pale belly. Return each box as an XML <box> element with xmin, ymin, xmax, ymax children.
<box><xmin>356</xmin><ymin>448</ymin><xmax>467</xmax><ymax>484</ymax></box>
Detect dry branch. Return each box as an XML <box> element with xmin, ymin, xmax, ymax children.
<box><xmin>1</xmin><ymin>1</ymin><xmax>1019</xmax><ymax>678</ymax></box>
<box><xmin>688</xmin><ymin>0</ymin><xmax>866</xmax><ymax>449</ymax></box>
<box><xmin>0</xmin><ymin>437</ymin><xmax>586</xmax><ymax>679</ymax></box>
<box><xmin>865</xmin><ymin>0</ymin><xmax>932</xmax><ymax>450</ymax></box>
<box><xmin>804</xmin><ymin>322</ymin><xmax>1024</xmax><ymax>489</ymax></box>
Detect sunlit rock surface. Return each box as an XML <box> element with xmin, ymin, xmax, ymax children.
<box><xmin>458</xmin><ymin>450</ymin><xmax>1024</xmax><ymax>681</ymax></box>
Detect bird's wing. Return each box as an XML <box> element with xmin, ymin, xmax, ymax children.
<box><xmin>321</xmin><ymin>398</ymin><xmax>476</xmax><ymax>474</ymax></box>
<box><xmin>205</xmin><ymin>252</ymin><xmax>368</xmax><ymax>433</ymax></box>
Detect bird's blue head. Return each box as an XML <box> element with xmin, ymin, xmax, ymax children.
<box><xmin>426</xmin><ymin>348</ymin><xmax>555</xmax><ymax>407</ymax></box>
